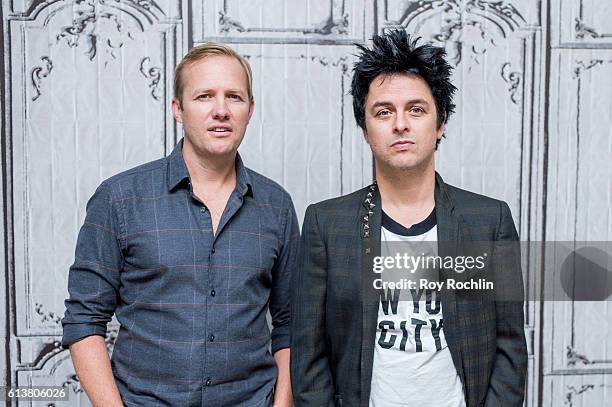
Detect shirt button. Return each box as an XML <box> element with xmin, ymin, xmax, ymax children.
<box><xmin>211</xmin><ymin>247</ymin><xmax>216</xmax><ymax>254</ymax></box>
<box><xmin>200</xmin><ymin>207</ymin><xmax>206</xmax><ymax>213</ymax></box>
<box><xmin>209</xmin><ymin>333</ymin><xmax>215</xmax><ymax>342</ymax></box>
<box><xmin>205</xmin><ymin>378</ymin><xmax>212</xmax><ymax>386</ymax></box>
<box><xmin>210</xmin><ymin>289</ymin><xmax>216</xmax><ymax>297</ymax></box>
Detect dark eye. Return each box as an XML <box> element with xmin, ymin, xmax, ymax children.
<box><xmin>196</xmin><ymin>94</ymin><xmax>210</xmax><ymax>100</ymax></box>
<box><xmin>410</xmin><ymin>106</ymin><xmax>425</xmax><ymax>114</ymax></box>
<box><xmin>228</xmin><ymin>94</ymin><xmax>243</xmax><ymax>101</ymax></box>
<box><xmin>376</xmin><ymin>109</ymin><xmax>391</xmax><ymax>117</ymax></box>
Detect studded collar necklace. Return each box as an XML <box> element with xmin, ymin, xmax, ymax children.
<box><xmin>361</xmin><ymin>181</ymin><xmax>377</xmax><ymax>239</ymax></box>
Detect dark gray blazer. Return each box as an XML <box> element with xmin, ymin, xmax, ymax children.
<box><xmin>291</xmin><ymin>173</ymin><xmax>527</xmax><ymax>407</ymax></box>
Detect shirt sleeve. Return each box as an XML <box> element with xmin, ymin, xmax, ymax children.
<box><xmin>269</xmin><ymin>194</ymin><xmax>300</xmax><ymax>354</ymax></box>
<box><xmin>61</xmin><ymin>182</ymin><xmax>124</xmax><ymax>348</ymax></box>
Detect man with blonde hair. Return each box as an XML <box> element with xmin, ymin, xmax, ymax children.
<box><xmin>63</xmin><ymin>43</ymin><xmax>297</xmax><ymax>406</ymax></box>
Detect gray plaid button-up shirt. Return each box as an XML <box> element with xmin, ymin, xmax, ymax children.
<box><xmin>62</xmin><ymin>140</ymin><xmax>299</xmax><ymax>406</ymax></box>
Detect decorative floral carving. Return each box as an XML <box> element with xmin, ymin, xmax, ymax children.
<box><xmin>61</xmin><ymin>374</ymin><xmax>85</xmax><ymax>395</ymax></box>
<box><xmin>31</xmin><ymin>57</ymin><xmax>53</xmax><ymax>101</ymax></box>
<box><xmin>34</xmin><ymin>302</ymin><xmax>62</xmax><ymax>325</ymax></box>
<box><xmin>575</xmin><ymin>18</ymin><xmax>600</xmax><ymax>40</ymax></box>
<box><xmin>140</xmin><ymin>57</ymin><xmax>162</xmax><ymax>101</ymax></box>
<box><xmin>566</xmin><ymin>345</ymin><xmax>593</xmax><ymax>366</ymax></box>
<box><xmin>572</xmin><ymin>59</ymin><xmax>612</xmax><ymax>78</ymax></box>
<box><xmin>218</xmin><ymin>9</ymin><xmax>349</xmax><ymax>36</ymax></box>
<box><xmin>310</xmin><ymin>13</ymin><xmax>349</xmax><ymax>35</ymax></box>
<box><xmin>219</xmin><ymin>11</ymin><xmax>246</xmax><ymax>33</ymax></box>
<box><xmin>106</xmin><ymin>325</ymin><xmax>119</xmax><ymax>352</ymax></box>
<box><xmin>392</xmin><ymin>0</ymin><xmax>525</xmax><ymax>67</ymax></box>
<box><xmin>55</xmin><ymin>0</ymin><xmax>137</xmax><ymax>63</ymax></box>
<box><xmin>565</xmin><ymin>384</ymin><xmax>595</xmax><ymax>406</ymax></box>
<box><xmin>501</xmin><ymin>62</ymin><xmax>521</xmax><ymax>105</ymax></box>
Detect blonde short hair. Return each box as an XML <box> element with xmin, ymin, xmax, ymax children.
<box><xmin>173</xmin><ymin>42</ymin><xmax>253</xmax><ymax>107</ymax></box>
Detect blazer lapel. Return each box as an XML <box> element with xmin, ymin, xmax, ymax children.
<box><xmin>359</xmin><ymin>183</ymin><xmax>381</xmax><ymax>406</ymax></box>
<box><xmin>435</xmin><ymin>173</ymin><xmax>467</xmax><ymax>389</ymax></box>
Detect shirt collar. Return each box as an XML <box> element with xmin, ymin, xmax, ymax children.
<box><xmin>167</xmin><ymin>139</ymin><xmax>253</xmax><ymax>197</ymax></box>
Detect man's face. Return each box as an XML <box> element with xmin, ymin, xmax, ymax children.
<box><xmin>363</xmin><ymin>73</ymin><xmax>444</xmax><ymax>173</ymax></box>
<box><xmin>172</xmin><ymin>55</ymin><xmax>253</xmax><ymax>158</ymax></box>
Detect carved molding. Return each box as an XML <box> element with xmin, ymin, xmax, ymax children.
<box><xmin>566</xmin><ymin>345</ymin><xmax>612</xmax><ymax>367</ymax></box>
<box><xmin>566</xmin><ymin>345</ymin><xmax>593</xmax><ymax>366</ymax></box>
<box><xmin>34</xmin><ymin>302</ymin><xmax>62</xmax><ymax>325</ymax></box>
<box><xmin>565</xmin><ymin>384</ymin><xmax>595</xmax><ymax>407</ymax></box>
<box><xmin>61</xmin><ymin>374</ymin><xmax>85</xmax><ymax>395</ymax></box>
<box><xmin>500</xmin><ymin>62</ymin><xmax>521</xmax><ymax>105</ymax></box>
<box><xmin>299</xmin><ymin>54</ymin><xmax>349</xmax><ymax>73</ymax></box>
<box><xmin>17</xmin><ymin>326</ymin><xmax>118</xmax><ymax>372</ymax></box>
<box><xmin>218</xmin><ymin>11</ymin><xmax>246</xmax><ymax>34</ymax></box>
<box><xmin>19</xmin><ymin>340</ymin><xmax>64</xmax><ymax>370</ymax></box>
<box><xmin>139</xmin><ymin>57</ymin><xmax>163</xmax><ymax>101</ymax></box>
<box><xmin>55</xmin><ymin>0</ymin><xmax>139</xmax><ymax>64</ymax></box>
<box><xmin>15</xmin><ymin>0</ymin><xmax>165</xmax><ymax>23</ymax></box>
<box><xmin>574</xmin><ymin>18</ymin><xmax>600</xmax><ymax>40</ymax></box>
<box><xmin>385</xmin><ymin>0</ymin><xmax>526</xmax><ymax>67</ymax></box>
<box><xmin>566</xmin><ymin>0</ymin><xmax>612</xmax><ymax>43</ymax></box>
<box><xmin>573</xmin><ymin>59</ymin><xmax>612</xmax><ymax>78</ymax></box>
<box><xmin>217</xmin><ymin>0</ymin><xmax>349</xmax><ymax>36</ymax></box>
<box><xmin>31</xmin><ymin>56</ymin><xmax>53</xmax><ymax>101</ymax></box>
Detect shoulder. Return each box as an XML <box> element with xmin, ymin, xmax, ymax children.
<box><xmin>310</xmin><ymin>186</ymin><xmax>369</xmax><ymax>213</ymax></box>
<box><xmin>246</xmin><ymin>168</ymin><xmax>295</xmax><ymax>211</ymax></box>
<box><xmin>303</xmin><ymin>186</ymin><xmax>371</xmax><ymax>228</ymax></box>
<box><xmin>97</xmin><ymin>157</ymin><xmax>168</xmax><ymax>199</ymax></box>
<box><xmin>441</xmin><ymin>181</ymin><xmax>514</xmax><ymax>229</ymax></box>
<box><xmin>445</xmin><ymin>183</ymin><xmax>506</xmax><ymax>212</ymax></box>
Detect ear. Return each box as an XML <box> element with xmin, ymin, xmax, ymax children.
<box><xmin>247</xmin><ymin>99</ymin><xmax>255</xmax><ymax>121</ymax></box>
<box><xmin>362</xmin><ymin>125</ymin><xmax>371</xmax><ymax>145</ymax></box>
<box><xmin>171</xmin><ymin>98</ymin><xmax>183</xmax><ymax>124</ymax></box>
<box><xmin>436</xmin><ymin>122</ymin><xmax>445</xmax><ymax>140</ymax></box>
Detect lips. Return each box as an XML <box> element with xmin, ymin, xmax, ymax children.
<box><xmin>391</xmin><ymin>139</ymin><xmax>415</xmax><ymax>150</ymax></box>
<box><xmin>207</xmin><ymin>125</ymin><xmax>233</xmax><ymax>135</ymax></box>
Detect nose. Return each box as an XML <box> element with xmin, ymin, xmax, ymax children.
<box><xmin>212</xmin><ymin>97</ymin><xmax>230</xmax><ymax>120</ymax></box>
<box><xmin>393</xmin><ymin>113</ymin><xmax>410</xmax><ymax>134</ymax></box>
<box><xmin>393</xmin><ymin>114</ymin><xmax>410</xmax><ymax>134</ymax></box>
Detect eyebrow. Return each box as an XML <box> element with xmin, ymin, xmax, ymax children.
<box><xmin>369</xmin><ymin>99</ymin><xmax>430</xmax><ymax>110</ymax></box>
<box><xmin>191</xmin><ymin>88</ymin><xmax>247</xmax><ymax>95</ymax></box>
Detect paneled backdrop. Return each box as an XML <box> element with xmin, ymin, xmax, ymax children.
<box><xmin>1</xmin><ymin>0</ymin><xmax>610</xmax><ymax>405</ymax></box>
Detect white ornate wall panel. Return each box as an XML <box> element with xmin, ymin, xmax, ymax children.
<box><xmin>4</xmin><ymin>0</ymin><xmax>183</xmax><ymax>401</ymax></box>
<box><xmin>377</xmin><ymin>0</ymin><xmax>543</xmax><ymax>233</ymax></box>
<box><xmin>552</xmin><ymin>0</ymin><xmax>612</xmax><ymax>48</ymax></box>
<box><xmin>541</xmin><ymin>47</ymin><xmax>612</xmax><ymax>406</ymax></box>
<box><xmin>194</xmin><ymin>0</ymin><xmax>372</xmax><ymax>44</ymax></box>
<box><xmin>2</xmin><ymin>1</ymin><xmax>611</xmax><ymax>406</ymax></box>
<box><xmin>234</xmin><ymin>44</ymin><xmax>372</xmax><ymax>222</ymax></box>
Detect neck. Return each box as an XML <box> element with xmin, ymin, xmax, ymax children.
<box><xmin>375</xmin><ymin>161</ymin><xmax>436</xmax><ymax>209</ymax></box>
<box><xmin>182</xmin><ymin>139</ymin><xmax>237</xmax><ymax>188</ymax></box>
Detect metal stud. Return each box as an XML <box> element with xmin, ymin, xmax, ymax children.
<box><xmin>368</xmin><ymin>210</ymin><xmax>374</xmax><ymax>216</ymax></box>
<box><xmin>363</xmin><ymin>215</ymin><xmax>369</xmax><ymax>222</ymax></box>
<box><xmin>369</xmin><ymin>203</ymin><xmax>375</xmax><ymax>209</ymax></box>
<box><xmin>363</xmin><ymin>224</ymin><xmax>369</xmax><ymax>230</ymax></box>
<box><xmin>363</xmin><ymin>231</ymin><xmax>370</xmax><ymax>238</ymax></box>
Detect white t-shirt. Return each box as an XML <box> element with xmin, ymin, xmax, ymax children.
<box><xmin>369</xmin><ymin>210</ymin><xmax>466</xmax><ymax>407</ymax></box>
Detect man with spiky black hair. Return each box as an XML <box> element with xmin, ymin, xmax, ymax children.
<box><xmin>291</xmin><ymin>29</ymin><xmax>527</xmax><ymax>407</ymax></box>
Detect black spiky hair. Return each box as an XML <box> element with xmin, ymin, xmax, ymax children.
<box><xmin>350</xmin><ymin>29</ymin><xmax>457</xmax><ymax>144</ymax></box>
